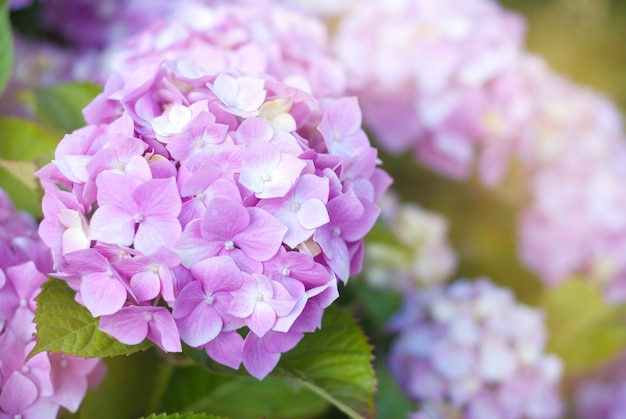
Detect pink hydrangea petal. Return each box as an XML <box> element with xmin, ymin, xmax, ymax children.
<box><xmin>298</xmin><ymin>199</ymin><xmax>330</xmax><ymax>230</ymax></box>
<box><xmin>247</xmin><ymin>302</ymin><xmax>277</xmax><ymax>338</ymax></box>
<box><xmin>134</xmin><ymin>216</ymin><xmax>182</xmax><ymax>255</ymax></box>
<box><xmin>80</xmin><ymin>275</ymin><xmax>127</xmax><ymax>317</ymax></box>
<box><xmin>99</xmin><ymin>307</ymin><xmax>148</xmax><ymax>345</ymax></box>
<box><xmin>242</xmin><ymin>333</ymin><xmax>280</xmax><ymax>380</ymax></box>
<box><xmin>148</xmin><ymin>309</ymin><xmax>182</xmax><ymax>352</ymax></box>
<box><xmin>89</xmin><ymin>206</ymin><xmax>136</xmax><ymax>246</ymax></box>
<box><xmin>205</xmin><ymin>331</ymin><xmax>243</xmax><ymax>370</ymax></box>
<box><xmin>0</xmin><ymin>372</ymin><xmax>38</xmax><ymax>413</ymax></box>
<box><xmin>177</xmin><ymin>303</ymin><xmax>223</xmax><ymax>348</ymax></box>
<box><xmin>129</xmin><ymin>271</ymin><xmax>161</xmax><ymax>302</ymax></box>
<box><xmin>235</xmin><ymin>208</ymin><xmax>286</xmax><ymax>261</ymax></box>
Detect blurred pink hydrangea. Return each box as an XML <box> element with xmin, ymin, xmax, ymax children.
<box><xmin>0</xmin><ymin>189</ymin><xmax>105</xmax><ymax>418</ymax></box>
<box><xmin>40</xmin><ymin>0</ymin><xmax>216</xmax><ymax>50</ymax></box>
<box><xmin>37</xmin><ymin>58</ymin><xmax>390</xmax><ymax>379</ymax></box>
<box><xmin>364</xmin><ymin>192</ymin><xmax>457</xmax><ymax>290</ymax></box>
<box><xmin>575</xmin><ymin>352</ymin><xmax>626</xmax><ymax>419</ymax></box>
<box><xmin>388</xmin><ymin>278</ymin><xmax>563</xmax><ymax>419</ymax></box>
<box><xmin>509</xmin><ymin>56</ymin><xmax>626</xmax><ymax>300</ymax></box>
<box><xmin>331</xmin><ymin>0</ymin><xmax>525</xmax><ymax>180</ymax></box>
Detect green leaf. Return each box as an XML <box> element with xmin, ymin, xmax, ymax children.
<box><xmin>541</xmin><ymin>277</ymin><xmax>626</xmax><ymax>374</ymax></box>
<box><xmin>0</xmin><ymin>117</ymin><xmax>60</xmax><ymax>161</ymax></box>
<box><xmin>0</xmin><ymin>162</ymin><xmax>41</xmax><ymax>216</ymax></box>
<box><xmin>274</xmin><ymin>307</ymin><xmax>376</xmax><ymax>419</ymax></box>
<box><xmin>141</xmin><ymin>414</ymin><xmax>226</xmax><ymax>419</ymax></box>
<box><xmin>189</xmin><ymin>307</ymin><xmax>376</xmax><ymax>419</ymax></box>
<box><xmin>0</xmin><ymin>116</ymin><xmax>63</xmax><ymax>215</ymax></box>
<box><xmin>155</xmin><ymin>367</ymin><xmax>328</xmax><ymax>419</ymax></box>
<box><xmin>33</xmin><ymin>82</ymin><xmax>102</xmax><ymax>134</ymax></box>
<box><xmin>0</xmin><ymin>0</ymin><xmax>12</xmax><ymax>95</ymax></box>
<box><xmin>373</xmin><ymin>363</ymin><xmax>414</xmax><ymax>418</ymax></box>
<box><xmin>32</xmin><ymin>278</ymin><xmax>152</xmax><ymax>358</ymax></box>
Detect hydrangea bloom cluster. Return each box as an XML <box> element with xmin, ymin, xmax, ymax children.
<box><xmin>0</xmin><ymin>189</ymin><xmax>105</xmax><ymax>418</ymax></box>
<box><xmin>388</xmin><ymin>278</ymin><xmax>563</xmax><ymax>419</ymax></box>
<box><xmin>102</xmin><ymin>0</ymin><xmax>346</xmax><ymax>98</ymax></box>
<box><xmin>36</xmin><ymin>59</ymin><xmax>390</xmax><ymax>379</ymax></box>
<box><xmin>328</xmin><ymin>0</ymin><xmax>626</xmax><ymax>301</ymax></box>
<box><xmin>40</xmin><ymin>0</ymin><xmax>215</xmax><ymax>50</ymax></box>
<box><xmin>364</xmin><ymin>193</ymin><xmax>456</xmax><ymax>290</ymax></box>
<box><xmin>574</xmin><ymin>352</ymin><xmax>626</xmax><ymax>418</ymax></box>
<box><xmin>331</xmin><ymin>0</ymin><xmax>525</xmax><ymax>179</ymax></box>
<box><xmin>510</xmin><ymin>57</ymin><xmax>626</xmax><ymax>299</ymax></box>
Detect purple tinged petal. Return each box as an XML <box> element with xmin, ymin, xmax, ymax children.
<box><xmin>340</xmin><ymin>199</ymin><xmax>381</xmax><ymax>242</ymax></box>
<box><xmin>176</xmin><ymin>220</ymin><xmax>223</xmax><ymax>267</ymax></box>
<box><xmin>242</xmin><ymin>333</ymin><xmax>280</xmax><ymax>380</ymax></box>
<box><xmin>130</xmin><ymin>271</ymin><xmax>161</xmax><ymax>302</ymax></box>
<box><xmin>201</xmin><ymin>198</ymin><xmax>250</xmax><ymax>243</ymax></box>
<box><xmin>190</xmin><ymin>255</ymin><xmax>243</xmax><ymax>294</ymax></box>
<box><xmin>172</xmin><ymin>281</ymin><xmax>205</xmax><ymax>320</ymax></box>
<box><xmin>247</xmin><ymin>302</ymin><xmax>277</xmax><ymax>337</ymax></box>
<box><xmin>99</xmin><ymin>308</ymin><xmax>148</xmax><ymax>345</ymax></box>
<box><xmin>238</xmin><ymin>141</ymin><xmax>281</xmax><ymax>194</ymax></box>
<box><xmin>326</xmin><ymin>97</ymin><xmax>362</xmax><ymax>134</ymax></box>
<box><xmin>236</xmin><ymin>117</ymin><xmax>274</xmax><ymax>145</ymax></box>
<box><xmin>80</xmin><ymin>274</ymin><xmax>127</xmax><ymax>317</ymax></box>
<box><xmin>89</xmin><ymin>206</ymin><xmax>136</xmax><ymax>246</ymax></box>
<box><xmin>134</xmin><ymin>216</ymin><xmax>182</xmax><ymax>255</ymax></box>
<box><xmin>205</xmin><ymin>331</ymin><xmax>243</xmax><ymax>370</ymax></box>
<box><xmin>269</xmin><ymin>281</ymin><xmax>298</xmax><ymax>317</ymax></box>
<box><xmin>263</xmin><ymin>330</ymin><xmax>304</xmax><ymax>353</ymax></box>
<box><xmin>298</xmin><ymin>199</ymin><xmax>330</xmax><ymax>230</ymax></box>
<box><xmin>148</xmin><ymin>309</ymin><xmax>182</xmax><ymax>352</ymax></box>
<box><xmin>0</xmin><ymin>372</ymin><xmax>38</xmax><ymax>413</ymax></box>
<box><xmin>95</xmin><ymin>171</ymin><xmax>143</xmax><ymax>209</ymax></box>
<box><xmin>134</xmin><ymin>177</ymin><xmax>182</xmax><ymax>217</ymax></box>
<box><xmin>235</xmin><ymin>207</ymin><xmax>286</xmax><ymax>262</ymax></box>
<box><xmin>62</xmin><ymin>248</ymin><xmax>109</xmax><ymax>273</ymax></box>
<box><xmin>176</xmin><ymin>303</ymin><xmax>223</xmax><ymax>348</ymax></box>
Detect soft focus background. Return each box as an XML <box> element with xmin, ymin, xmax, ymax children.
<box><xmin>4</xmin><ymin>1</ymin><xmax>626</xmax><ymax>417</ymax></box>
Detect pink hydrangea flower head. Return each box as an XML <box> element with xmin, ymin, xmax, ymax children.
<box><xmin>331</xmin><ymin>0</ymin><xmax>525</xmax><ymax>180</ymax></box>
<box><xmin>0</xmin><ymin>188</ymin><xmax>105</xmax><ymax>418</ymax></box>
<box><xmin>37</xmin><ymin>58</ymin><xmax>389</xmax><ymax>378</ymax></box>
<box><xmin>387</xmin><ymin>278</ymin><xmax>563</xmax><ymax>419</ymax></box>
<box><xmin>102</xmin><ymin>0</ymin><xmax>347</xmax><ymax>98</ymax></box>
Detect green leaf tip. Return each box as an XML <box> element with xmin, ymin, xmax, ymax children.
<box><xmin>32</xmin><ymin>278</ymin><xmax>152</xmax><ymax>359</ymax></box>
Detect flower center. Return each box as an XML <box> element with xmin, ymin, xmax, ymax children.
<box><xmin>196</xmin><ymin>192</ymin><xmax>205</xmax><ymax>201</ymax></box>
<box><xmin>255</xmin><ymin>293</ymin><xmax>264</xmax><ymax>302</ymax></box>
<box><xmin>334</xmin><ymin>132</ymin><xmax>342</xmax><ymax>142</ymax></box>
<box><xmin>224</xmin><ymin>240</ymin><xmax>235</xmax><ymax>250</ymax></box>
<box><xmin>262</xmin><ymin>173</ymin><xmax>272</xmax><ymax>182</ymax></box>
<box><xmin>144</xmin><ymin>312</ymin><xmax>154</xmax><ymax>322</ymax></box>
<box><xmin>331</xmin><ymin>227</ymin><xmax>341</xmax><ymax>237</ymax></box>
<box><xmin>196</xmin><ymin>138</ymin><xmax>205</xmax><ymax>148</ymax></box>
<box><xmin>149</xmin><ymin>263</ymin><xmax>160</xmax><ymax>274</ymax></box>
<box><xmin>281</xmin><ymin>267</ymin><xmax>291</xmax><ymax>277</ymax></box>
<box><xmin>134</xmin><ymin>213</ymin><xmax>144</xmax><ymax>223</ymax></box>
<box><xmin>289</xmin><ymin>202</ymin><xmax>300</xmax><ymax>212</ymax></box>
<box><xmin>205</xmin><ymin>293</ymin><xmax>215</xmax><ymax>305</ymax></box>
<box><xmin>19</xmin><ymin>298</ymin><xmax>27</xmax><ymax>308</ymax></box>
